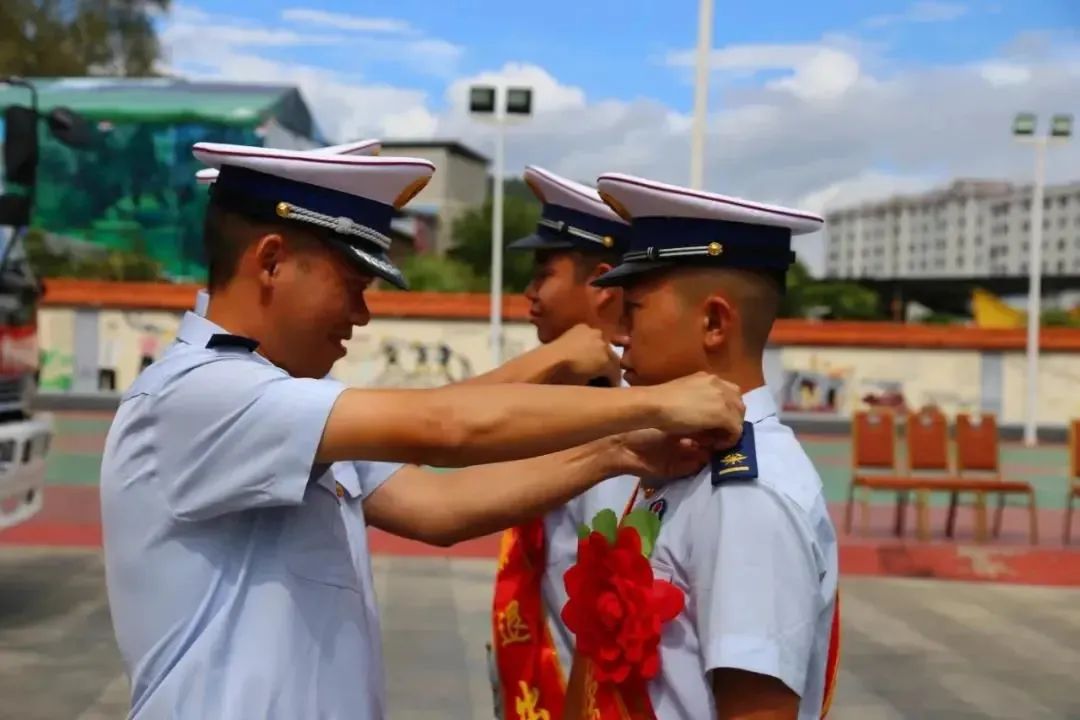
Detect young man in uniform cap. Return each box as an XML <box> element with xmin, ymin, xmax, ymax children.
<box><xmin>100</xmin><ymin>144</ymin><xmax>749</xmax><ymax>720</ymax></box>
<box><xmin>564</xmin><ymin>173</ymin><xmax>840</xmax><ymax>720</ymax></box>
<box><xmin>487</xmin><ymin>166</ymin><xmax>640</xmax><ymax>719</ymax></box>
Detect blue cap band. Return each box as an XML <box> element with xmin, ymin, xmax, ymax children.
<box><xmin>214</xmin><ymin>165</ymin><xmax>395</xmax><ymax>235</ymax></box>
<box><xmin>535</xmin><ymin>204</ymin><xmax>629</xmax><ymax>250</ymax></box>
<box><xmin>626</xmin><ymin>216</ymin><xmax>796</xmax><ymax>270</ymax></box>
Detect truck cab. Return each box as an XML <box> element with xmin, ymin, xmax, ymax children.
<box><xmin>0</xmin><ymin>225</ymin><xmax>52</xmax><ymax>532</ymax></box>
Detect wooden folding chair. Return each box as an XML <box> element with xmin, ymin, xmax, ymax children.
<box><xmin>846</xmin><ymin>408</ymin><xmax>902</xmax><ymax>535</ymax></box>
<box><xmin>953</xmin><ymin>412</ymin><xmax>1038</xmax><ymax>544</ymax></box>
<box><xmin>1066</xmin><ymin>418</ymin><xmax>1080</xmax><ymax>545</ymax></box>
<box><xmin>905</xmin><ymin>405</ymin><xmax>956</xmax><ymax>540</ymax></box>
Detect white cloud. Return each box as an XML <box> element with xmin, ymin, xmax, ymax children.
<box><xmin>666</xmin><ymin>43</ymin><xmax>865</xmax><ymax>102</ymax></box>
<box><xmin>160</xmin><ymin>4</ymin><xmax>1080</xmax><ymax>277</ymax></box>
<box><xmin>159</xmin><ymin>5</ymin><xmax>439</xmax><ymax>141</ymax></box>
<box><xmin>280</xmin><ymin>8</ymin><xmax>415</xmax><ymax>34</ymax></box>
<box><xmin>865</xmin><ymin>1</ymin><xmax>968</xmax><ymax>28</ymax></box>
<box><xmin>978</xmin><ymin>61</ymin><xmax>1033</xmax><ymax>86</ymax></box>
<box><xmin>162</xmin><ymin>4</ymin><xmax>345</xmax><ymax>47</ymax></box>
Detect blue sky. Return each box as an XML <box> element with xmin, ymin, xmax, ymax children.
<box><xmin>159</xmin><ymin>1</ymin><xmax>1080</xmax><ymax>273</ymax></box>
<box><xmin>173</xmin><ymin>0</ymin><xmax>1078</xmax><ymax>112</ymax></box>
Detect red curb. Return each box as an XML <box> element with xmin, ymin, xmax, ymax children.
<box><xmin>0</xmin><ymin>522</ymin><xmax>102</xmax><ymax>547</ymax></box>
<box><xmin>5</xmin><ymin>493</ymin><xmax>1078</xmax><ymax>587</ymax></box>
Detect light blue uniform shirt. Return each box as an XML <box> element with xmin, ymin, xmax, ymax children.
<box><xmin>636</xmin><ymin>386</ymin><xmax>838</xmax><ymax>719</ymax></box>
<box><xmin>100</xmin><ymin>311</ymin><xmax>402</xmax><ymax>719</ymax></box>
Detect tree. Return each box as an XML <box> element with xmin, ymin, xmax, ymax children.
<box><xmin>397</xmin><ymin>253</ymin><xmax>484</xmax><ymax>293</ymax></box>
<box><xmin>778</xmin><ymin>259</ymin><xmax>886</xmax><ymax>320</ymax></box>
<box><xmin>0</xmin><ymin>0</ymin><xmax>171</xmax><ymax>77</ymax></box>
<box><xmin>448</xmin><ymin>191</ymin><xmax>541</xmax><ymax>293</ymax></box>
<box><xmin>779</xmin><ymin>259</ymin><xmax>812</xmax><ymax>317</ymax></box>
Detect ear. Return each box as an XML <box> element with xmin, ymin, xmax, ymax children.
<box><xmin>587</xmin><ymin>262</ymin><xmax>621</xmax><ymax>310</ymax></box>
<box><xmin>251</xmin><ymin>233</ymin><xmax>287</xmax><ymax>287</ymax></box>
<box><xmin>702</xmin><ymin>292</ymin><xmax>735</xmax><ymax>351</ymax></box>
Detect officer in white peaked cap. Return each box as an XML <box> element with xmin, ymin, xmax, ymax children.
<box><xmin>99</xmin><ymin>143</ymin><xmax>749</xmax><ymax>719</ymax></box>
<box><xmin>563</xmin><ymin>173</ymin><xmax>840</xmax><ymax>720</ymax></box>
<box><xmin>193</xmin><ymin>138</ymin><xmax>384</xmax><ymax>315</ymax></box>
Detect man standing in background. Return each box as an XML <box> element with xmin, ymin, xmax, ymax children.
<box><xmin>488</xmin><ymin>166</ymin><xmax>640</xmax><ymax>720</ymax></box>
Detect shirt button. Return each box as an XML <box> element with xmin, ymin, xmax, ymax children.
<box><xmin>335</xmin><ymin>483</ymin><xmax>345</xmax><ymax>498</ymax></box>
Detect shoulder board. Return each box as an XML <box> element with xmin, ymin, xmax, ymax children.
<box><xmin>711</xmin><ymin>421</ymin><xmax>758</xmax><ymax>486</ymax></box>
<box><xmin>206</xmin><ymin>333</ymin><xmax>259</xmax><ymax>352</ymax></box>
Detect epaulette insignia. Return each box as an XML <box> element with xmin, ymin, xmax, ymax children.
<box><xmin>206</xmin><ymin>333</ymin><xmax>259</xmax><ymax>352</ymax></box>
<box><xmin>711</xmin><ymin>421</ymin><xmax>758</xmax><ymax>486</ymax></box>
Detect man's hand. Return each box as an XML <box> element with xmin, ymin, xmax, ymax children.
<box><xmin>607</xmin><ymin>429</ymin><xmax>713</xmax><ymax>482</ymax></box>
<box><xmin>546</xmin><ymin>324</ymin><xmax>621</xmax><ymax>385</ymax></box>
<box><xmin>648</xmin><ymin>372</ymin><xmax>745</xmax><ymax>441</ymax></box>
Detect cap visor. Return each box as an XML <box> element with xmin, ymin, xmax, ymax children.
<box><xmin>329</xmin><ymin>238</ymin><xmax>409</xmax><ymax>289</ymax></box>
<box><xmin>590</xmin><ymin>260</ymin><xmax>675</xmax><ymax>288</ymax></box>
<box><xmin>507</xmin><ymin>233</ymin><xmax>576</xmax><ymax>251</ymax></box>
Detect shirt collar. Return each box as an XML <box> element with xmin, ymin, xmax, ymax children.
<box><xmin>743</xmin><ymin>385</ymin><xmax>778</xmax><ymax>424</ymax></box>
<box><xmin>176</xmin><ymin>311</ymin><xmax>272</xmax><ymax>366</ymax></box>
<box><xmin>177</xmin><ymin>311</ymin><xmax>223</xmax><ymax>348</ymax></box>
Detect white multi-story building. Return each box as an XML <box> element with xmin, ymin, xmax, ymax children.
<box><xmin>824</xmin><ymin>179</ymin><xmax>1080</xmax><ymax>279</ymax></box>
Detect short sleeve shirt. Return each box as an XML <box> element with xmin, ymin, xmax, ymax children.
<box><xmin>635</xmin><ymin>386</ymin><xmax>838</xmax><ymax>719</ymax></box>
<box><xmin>100</xmin><ymin>311</ymin><xmax>402</xmax><ymax>719</ymax></box>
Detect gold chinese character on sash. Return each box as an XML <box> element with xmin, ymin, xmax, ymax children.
<box><xmin>497</xmin><ymin>600</ymin><xmax>531</xmax><ymax>646</ymax></box>
<box><xmin>497</xmin><ymin>530</ymin><xmax>514</xmax><ymax>572</ymax></box>
<box><xmin>515</xmin><ymin>681</ymin><xmax>551</xmax><ymax>720</ymax></box>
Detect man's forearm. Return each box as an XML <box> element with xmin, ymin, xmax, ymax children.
<box><xmin>452</xmin><ymin>343</ymin><xmax>562</xmax><ymax>386</ymax></box>
<box><xmin>318</xmin><ymin>383</ymin><xmax>661</xmax><ymax>467</ymax></box>
<box><xmin>365</xmin><ymin>439</ymin><xmax>624</xmax><ymax>546</ymax></box>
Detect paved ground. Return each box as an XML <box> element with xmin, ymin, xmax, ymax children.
<box><xmin>2</xmin><ymin>546</ymin><xmax>1078</xmax><ymax>720</ymax></box>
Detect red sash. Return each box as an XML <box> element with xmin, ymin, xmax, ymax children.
<box><xmin>491</xmin><ymin>518</ymin><xmax>570</xmax><ymax>719</ymax></box>
<box><xmin>568</xmin><ymin>483</ymin><xmax>842</xmax><ymax>719</ymax></box>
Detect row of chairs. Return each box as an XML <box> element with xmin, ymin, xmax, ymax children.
<box><xmin>843</xmin><ymin>408</ymin><xmax>1075</xmax><ymax>544</ymax></box>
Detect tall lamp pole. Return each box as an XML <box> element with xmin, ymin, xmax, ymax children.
<box><xmin>1012</xmin><ymin>112</ymin><xmax>1072</xmax><ymax>447</ymax></box>
<box><xmin>689</xmin><ymin>0</ymin><xmax>713</xmax><ymax>190</ymax></box>
<box><xmin>469</xmin><ymin>84</ymin><xmax>533</xmax><ymax>367</ymax></box>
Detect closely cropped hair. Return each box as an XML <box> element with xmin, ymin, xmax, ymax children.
<box><xmin>572</xmin><ymin>246</ymin><xmax>623</xmax><ymax>280</ymax></box>
<box><xmin>202</xmin><ymin>198</ymin><xmax>321</xmax><ymax>290</ymax></box>
<box><xmin>203</xmin><ymin>201</ymin><xmax>251</xmax><ymax>291</ymax></box>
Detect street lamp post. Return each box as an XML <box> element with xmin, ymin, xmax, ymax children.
<box><xmin>469</xmin><ymin>83</ymin><xmax>533</xmax><ymax>367</ymax></box>
<box><xmin>689</xmin><ymin>0</ymin><xmax>713</xmax><ymax>190</ymax></box>
<box><xmin>1012</xmin><ymin>112</ymin><xmax>1073</xmax><ymax>447</ymax></box>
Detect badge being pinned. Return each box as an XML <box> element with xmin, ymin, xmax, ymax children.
<box><xmin>711</xmin><ymin>421</ymin><xmax>758</xmax><ymax>486</ymax></box>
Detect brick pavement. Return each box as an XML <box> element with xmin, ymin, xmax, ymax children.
<box><xmin>2</xmin><ymin>548</ymin><xmax>1078</xmax><ymax>719</ymax></box>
